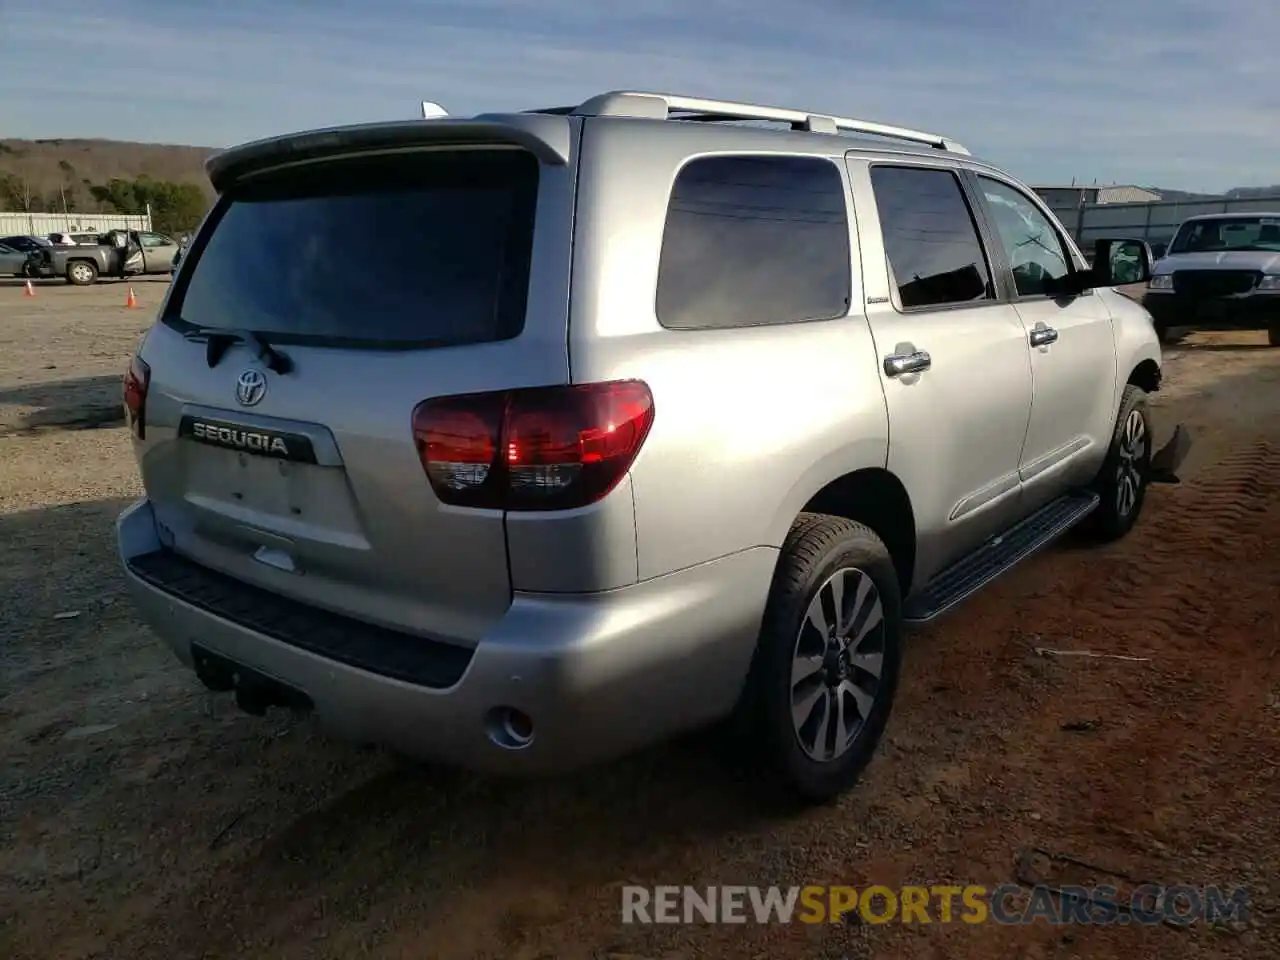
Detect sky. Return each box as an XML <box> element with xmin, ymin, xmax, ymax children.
<box><xmin>2</xmin><ymin>0</ymin><xmax>1278</xmax><ymax>193</ymax></box>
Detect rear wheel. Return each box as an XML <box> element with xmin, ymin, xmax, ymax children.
<box><xmin>1084</xmin><ymin>385</ymin><xmax>1152</xmax><ymax>542</ymax></box>
<box><xmin>66</xmin><ymin>260</ymin><xmax>97</xmax><ymax>286</ymax></box>
<box><xmin>1268</xmin><ymin>324</ymin><xmax>1280</xmax><ymax>347</ymax></box>
<box><xmin>745</xmin><ymin>514</ymin><xmax>903</xmax><ymax>803</ymax></box>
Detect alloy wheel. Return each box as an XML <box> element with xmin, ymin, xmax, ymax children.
<box><xmin>790</xmin><ymin>566</ymin><xmax>887</xmax><ymax>763</ymax></box>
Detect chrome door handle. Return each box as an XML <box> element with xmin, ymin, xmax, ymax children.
<box><xmin>883</xmin><ymin>350</ymin><xmax>932</xmax><ymax>377</ymax></box>
<box><xmin>1029</xmin><ymin>325</ymin><xmax>1059</xmax><ymax>347</ymax></box>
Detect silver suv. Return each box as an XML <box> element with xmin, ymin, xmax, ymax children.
<box><xmin>118</xmin><ymin>90</ymin><xmax>1191</xmax><ymax>801</ymax></box>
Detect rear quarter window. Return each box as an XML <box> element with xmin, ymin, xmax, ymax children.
<box><xmin>656</xmin><ymin>155</ymin><xmax>852</xmax><ymax>330</ymax></box>
<box><xmin>165</xmin><ymin>150</ymin><xmax>540</xmax><ymax>347</ymax></box>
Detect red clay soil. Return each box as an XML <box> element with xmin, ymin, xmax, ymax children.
<box><xmin>3</xmin><ymin>332</ymin><xmax>1278</xmax><ymax>960</ymax></box>
<box><xmin>419</xmin><ymin>437</ymin><xmax>1280</xmax><ymax>960</ymax></box>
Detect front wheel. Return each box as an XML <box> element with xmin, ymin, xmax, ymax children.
<box><xmin>66</xmin><ymin>260</ymin><xmax>98</xmax><ymax>286</ymax></box>
<box><xmin>1084</xmin><ymin>385</ymin><xmax>1153</xmax><ymax>542</ymax></box>
<box><xmin>746</xmin><ymin>514</ymin><xmax>903</xmax><ymax>804</ymax></box>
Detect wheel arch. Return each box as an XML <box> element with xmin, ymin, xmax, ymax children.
<box><xmin>1127</xmin><ymin>358</ymin><xmax>1161</xmax><ymax>393</ymax></box>
<box><xmin>798</xmin><ymin>467</ymin><xmax>917</xmax><ymax>596</ymax></box>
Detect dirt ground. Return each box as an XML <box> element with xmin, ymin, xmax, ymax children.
<box><xmin>2</xmin><ymin>277</ymin><xmax>1278</xmax><ymax>960</ymax></box>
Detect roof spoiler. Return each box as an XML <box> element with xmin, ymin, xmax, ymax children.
<box><xmin>204</xmin><ymin>114</ymin><xmax>571</xmax><ymax>192</ymax></box>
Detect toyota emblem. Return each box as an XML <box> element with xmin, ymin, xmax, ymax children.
<box><xmin>235</xmin><ymin>369</ymin><xmax>267</xmax><ymax>407</ymax></box>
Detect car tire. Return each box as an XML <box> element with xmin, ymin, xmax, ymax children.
<box><xmin>743</xmin><ymin>513</ymin><xmax>903</xmax><ymax>804</ymax></box>
<box><xmin>66</xmin><ymin>260</ymin><xmax>98</xmax><ymax>286</ymax></box>
<box><xmin>1083</xmin><ymin>384</ymin><xmax>1152</xmax><ymax>543</ymax></box>
<box><xmin>1268</xmin><ymin>324</ymin><xmax>1280</xmax><ymax>347</ymax></box>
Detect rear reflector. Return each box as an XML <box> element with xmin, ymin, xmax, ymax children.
<box><xmin>123</xmin><ymin>355</ymin><xmax>150</xmax><ymax>439</ymax></box>
<box><xmin>412</xmin><ymin>380</ymin><xmax>655</xmax><ymax>511</ymax></box>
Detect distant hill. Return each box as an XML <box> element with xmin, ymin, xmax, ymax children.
<box><xmin>0</xmin><ymin>137</ymin><xmax>217</xmax><ymax>216</ymax></box>
<box><xmin>1142</xmin><ymin>187</ymin><xmax>1221</xmax><ymax>201</ymax></box>
<box><xmin>1224</xmin><ymin>185</ymin><xmax>1280</xmax><ymax>200</ymax></box>
<box><xmin>1143</xmin><ymin>185</ymin><xmax>1280</xmax><ymax>202</ymax></box>
<box><xmin>3</xmin><ymin>135</ymin><xmax>1277</xmax><ymax>217</ymax></box>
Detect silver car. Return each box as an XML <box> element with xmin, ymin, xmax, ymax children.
<box><xmin>117</xmin><ymin>91</ymin><xmax>1190</xmax><ymax>801</ymax></box>
<box><xmin>0</xmin><ymin>241</ymin><xmax>31</xmax><ymax>276</ymax></box>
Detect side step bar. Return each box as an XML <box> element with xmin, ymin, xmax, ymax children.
<box><xmin>903</xmin><ymin>490</ymin><xmax>1100</xmax><ymax>624</ymax></box>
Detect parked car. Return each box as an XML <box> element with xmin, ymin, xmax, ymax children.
<box><xmin>25</xmin><ymin>229</ymin><xmax>183</xmax><ymax>285</ymax></box>
<box><xmin>0</xmin><ymin>234</ymin><xmax>50</xmax><ymax>255</ymax></box>
<box><xmin>117</xmin><ymin>90</ymin><xmax>1190</xmax><ymax>801</ymax></box>
<box><xmin>0</xmin><ymin>241</ymin><xmax>32</xmax><ymax>276</ymax></box>
<box><xmin>1143</xmin><ymin>212</ymin><xmax>1280</xmax><ymax>345</ymax></box>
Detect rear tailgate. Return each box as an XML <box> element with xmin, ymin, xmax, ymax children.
<box><xmin>133</xmin><ymin>119</ymin><xmax>577</xmax><ymax>648</ymax></box>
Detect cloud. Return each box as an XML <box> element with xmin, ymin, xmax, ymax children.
<box><xmin>1</xmin><ymin>0</ymin><xmax>1277</xmax><ymax>190</ymax></box>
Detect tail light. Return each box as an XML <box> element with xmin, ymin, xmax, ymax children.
<box><xmin>123</xmin><ymin>355</ymin><xmax>150</xmax><ymax>439</ymax></box>
<box><xmin>412</xmin><ymin>380</ymin><xmax>655</xmax><ymax>511</ymax></box>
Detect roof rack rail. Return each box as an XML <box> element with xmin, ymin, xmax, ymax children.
<box><xmin>562</xmin><ymin>90</ymin><xmax>970</xmax><ymax>155</ymax></box>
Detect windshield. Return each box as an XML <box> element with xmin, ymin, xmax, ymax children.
<box><xmin>1168</xmin><ymin>216</ymin><xmax>1280</xmax><ymax>254</ymax></box>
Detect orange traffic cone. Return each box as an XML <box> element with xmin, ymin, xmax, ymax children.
<box><xmin>125</xmin><ymin>286</ymin><xmax>138</xmax><ymax>308</ymax></box>
<box><xmin>23</xmin><ymin>279</ymin><xmax>35</xmax><ymax>297</ymax></box>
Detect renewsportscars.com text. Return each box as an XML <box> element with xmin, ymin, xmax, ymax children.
<box><xmin>621</xmin><ymin>884</ymin><xmax>1251</xmax><ymax>926</ymax></box>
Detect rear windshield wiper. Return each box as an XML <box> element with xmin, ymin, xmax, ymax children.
<box><xmin>183</xmin><ymin>325</ymin><xmax>293</xmax><ymax>374</ymax></box>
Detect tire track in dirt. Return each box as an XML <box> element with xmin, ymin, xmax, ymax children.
<box><xmin>833</xmin><ymin>441</ymin><xmax>1280</xmax><ymax>960</ymax></box>
<box><xmin>1074</xmin><ymin>440</ymin><xmax>1280</xmax><ymax>643</ymax></box>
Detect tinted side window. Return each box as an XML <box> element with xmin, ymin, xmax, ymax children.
<box><xmin>657</xmin><ymin>156</ymin><xmax>851</xmax><ymax>330</ymax></box>
<box><xmin>977</xmin><ymin>177</ymin><xmax>1072</xmax><ymax>298</ymax></box>
<box><xmin>869</xmin><ymin>166</ymin><xmax>994</xmax><ymax>309</ymax></box>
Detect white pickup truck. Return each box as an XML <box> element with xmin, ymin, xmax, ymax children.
<box><xmin>1142</xmin><ymin>212</ymin><xmax>1280</xmax><ymax>345</ymax></box>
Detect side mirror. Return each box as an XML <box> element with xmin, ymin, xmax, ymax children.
<box><xmin>1150</xmin><ymin>242</ymin><xmax>1167</xmax><ymax>260</ymax></box>
<box><xmin>1080</xmin><ymin>238</ymin><xmax>1152</xmax><ymax>289</ymax></box>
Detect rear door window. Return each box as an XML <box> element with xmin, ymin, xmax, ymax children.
<box><xmin>656</xmin><ymin>155</ymin><xmax>851</xmax><ymax>329</ymax></box>
<box><xmin>166</xmin><ymin>151</ymin><xmax>540</xmax><ymax>347</ymax></box>
<box><xmin>869</xmin><ymin>165</ymin><xmax>995</xmax><ymax>309</ymax></box>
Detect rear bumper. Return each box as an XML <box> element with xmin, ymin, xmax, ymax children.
<box><xmin>117</xmin><ymin>498</ymin><xmax>774</xmax><ymax>775</ymax></box>
<box><xmin>1142</xmin><ymin>292</ymin><xmax>1280</xmax><ymax>328</ymax></box>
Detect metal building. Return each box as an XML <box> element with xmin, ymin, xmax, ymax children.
<box><xmin>0</xmin><ymin>211</ymin><xmax>153</xmax><ymax>237</ymax></box>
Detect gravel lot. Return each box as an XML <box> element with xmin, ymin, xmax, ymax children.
<box><xmin>2</xmin><ymin>277</ymin><xmax>1279</xmax><ymax>960</ymax></box>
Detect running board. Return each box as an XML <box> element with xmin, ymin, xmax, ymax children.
<box><xmin>903</xmin><ymin>490</ymin><xmax>1100</xmax><ymax>624</ymax></box>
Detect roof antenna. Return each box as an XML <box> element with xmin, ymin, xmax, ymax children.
<box><xmin>421</xmin><ymin>101</ymin><xmax>448</xmax><ymax>119</ymax></box>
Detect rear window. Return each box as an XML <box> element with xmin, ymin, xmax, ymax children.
<box><xmin>165</xmin><ymin>150</ymin><xmax>540</xmax><ymax>347</ymax></box>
